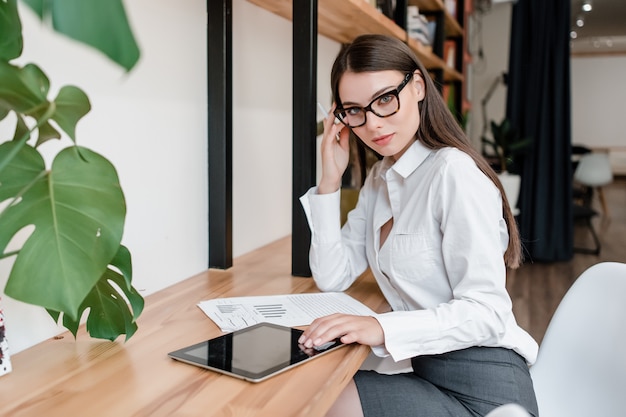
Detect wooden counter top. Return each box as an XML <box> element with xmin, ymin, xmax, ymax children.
<box><xmin>0</xmin><ymin>237</ymin><xmax>388</xmax><ymax>417</ymax></box>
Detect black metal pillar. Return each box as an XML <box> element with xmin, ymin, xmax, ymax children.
<box><xmin>291</xmin><ymin>0</ymin><xmax>317</xmax><ymax>277</ymax></box>
<box><xmin>453</xmin><ymin>0</ymin><xmax>466</xmax><ymax>119</ymax></box>
<box><xmin>393</xmin><ymin>0</ymin><xmax>408</xmax><ymax>29</ymax></box>
<box><xmin>432</xmin><ymin>10</ymin><xmax>445</xmax><ymax>92</ymax></box>
<box><xmin>207</xmin><ymin>0</ymin><xmax>233</xmax><ymax>269</ymax></box>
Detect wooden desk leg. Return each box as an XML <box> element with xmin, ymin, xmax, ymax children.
<box><xmin>597</xmin><ymin>187</ymin><xmax>610</xmax><ymax>218</ymax></box>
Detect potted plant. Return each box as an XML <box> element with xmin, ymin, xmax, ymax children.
<box><xmin>0</xmin><ymin>0</ymin><xmax>143</xmax><ymax>343</ymax></box>
<box><xmin>482</xmin><ymin>118</ymin><xmax>533</xmax><ymax>214</ymax></box>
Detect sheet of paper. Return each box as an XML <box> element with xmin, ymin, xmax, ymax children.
<box><xmin>198</xmin><ymin>292</ymin><xmax>377</xmax><ymax>332</ymax></box>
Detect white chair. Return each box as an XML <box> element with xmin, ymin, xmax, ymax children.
<box><xmin>573</xmin><ymin>152</ymin><xmax>613</xmax><ymax>217</ymax></box>
<box><xmin>529</xmin><ymin>262</ymin><xmax>626</xmax><ymax>417</ymax></box>
<box><xmin>485</xmin><ymin>404</ymin><xmax>531</xmax><ymax>417</ymax></box>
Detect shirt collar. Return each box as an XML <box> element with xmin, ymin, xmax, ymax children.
<box><xmin>381</xmin><ymin>140</ymin><xmax>433</xmax><ymax>179</ymax></box>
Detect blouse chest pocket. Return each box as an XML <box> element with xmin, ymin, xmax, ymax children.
<box><xmin>389</xmin><ymin>232</ymin><xmax>439</xmax><ymax>283</ymax></box>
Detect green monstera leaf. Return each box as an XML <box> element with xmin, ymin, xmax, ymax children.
<box><xmin>0</xmin><ymin>144</ymin><xmax>128</xmax><ymax>321</ymax></box>
<box><xmin>0</xmin><ymin>61</ymin><xmax>48</xmax><ymax>119</ymax></box>
<box><xmin>22</xmin><ymin>0</ymin><xmax>140</xmax><ymax>71</ymax></box>
<box><xmin>0</xmin><ymin>61</ymin><xmax>90</xmax><ymax>148</ymax></box>
<box><xmin>49</xmin><ymin>245</ymin><xmax>144</xmax><ymax>341</ymax></box>
<box><xmin>0</xmin><ymin>0</ymin><xmax>23</xmax><ymax>62</ymax></box>
<box><xmin>0</xmin><ymin>0</ymin><xmax>142</xmax><ymax>342</ymax></box>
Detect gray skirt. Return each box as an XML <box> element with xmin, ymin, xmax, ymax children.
<box><xmin>353</xmin><ymin>347</ymin><xmax>538</xmax><ymax>417</ymax></box>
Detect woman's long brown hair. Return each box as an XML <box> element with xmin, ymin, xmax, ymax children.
<box><xmin>330</xmin><ymin>34</ymin><xmax>522</xmax><ymax>269</ymax></box>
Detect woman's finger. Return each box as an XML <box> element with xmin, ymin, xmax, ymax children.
<box><xmin>299</xmin><ymin>314</ymin><xmax>384</xmax><ymax>348</ymax></box>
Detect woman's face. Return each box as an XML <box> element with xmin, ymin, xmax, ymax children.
<box><xmin>337</xmin><ymin>70</ymin><xmax>425</xmax><ymax>160</ymax></box>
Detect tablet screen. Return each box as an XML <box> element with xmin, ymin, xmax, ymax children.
<box><xmin>168</xmin><ymin>322</ymin><xmax>345</xmax><ymax>382</ymax></box>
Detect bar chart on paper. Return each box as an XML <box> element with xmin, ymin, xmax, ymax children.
<box><xmin>214</xmin><ymin>303</ymin><xmax>288</xmax><ymax>321</ymax></box>
<box><xmin>254</xmin><ymin>304</ymin><xmax>287</xmax><ymax>319</ymax></box>
<box><xmin>198</xmin><ymin>292</ymin><xmax>377</xmax><ymax>332</ymax></box>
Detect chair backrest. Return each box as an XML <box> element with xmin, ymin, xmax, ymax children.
<box><xmin>573</xmin><ymin>152</ymin><xmax>613</xmax><ymax>187</ymax></box>
<box><xmin>529</xmin><ymin>262</ymin><xmax>626</xmax><ymax>417</ymax></box>
<box><xmin>485</xmin><ymin>404</ymin><xmax>532</xmax><ymax>417</ymax></box>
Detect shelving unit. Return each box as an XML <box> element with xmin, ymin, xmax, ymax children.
<box><xmin>408</xmin><ymin>0</ymin><xmax>469</xmax><ymax>118</ymax></box>
<box><xmin>230</xmin><ymin>0</ymin><xmax>471</xmax><ymax>275</ymax></box>
<box><xmin>410</xmin><ymin>0</ymin><xmax>463</xmax><ymax>37</ymax></box>
<box><xmin>247</xmin><ymin>0</ymin><xmax>463</xmax><ymax>82</ymax></box>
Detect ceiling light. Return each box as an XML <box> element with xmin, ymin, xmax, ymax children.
<box><xmin>570</xmin><ymin>31</ymin><xmax>578</xmax><ymax>39</ymax></box>
<box><xmin>582</xmin><ymin>1</ymin><xmax>592</xmax><ymax>12</ymax></box>
<box><xmin>576</xmin><ymin>16</ymin><xmax>585</xmax><ymax>27</ymax></box>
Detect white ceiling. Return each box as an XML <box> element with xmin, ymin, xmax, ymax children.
<box><xmin>570</xmin><ymin>0</ymin><xmax>626</xmax><ymax>54</ymax></box>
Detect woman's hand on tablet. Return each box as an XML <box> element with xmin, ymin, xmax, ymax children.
<box><xmin>298</xmin><ymin>314</ymin><xmax>384</xmax><ymax>349</ymax></box>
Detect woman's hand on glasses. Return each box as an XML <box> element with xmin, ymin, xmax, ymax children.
<box><xmin>317</xmin><ymin>104</ymin><xmax>349</xmax><ymax>195</ymax></box>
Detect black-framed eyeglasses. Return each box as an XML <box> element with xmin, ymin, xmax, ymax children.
<box><xmin>333</xmin><ymin>72</ymin><xmax>413</xmax><ymax>128</ymax></box>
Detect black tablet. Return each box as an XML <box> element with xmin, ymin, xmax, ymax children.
<box><xmin>167</xmin><ymin>322</ymin><xmax>345</xmax><ymax>383</ymax></box>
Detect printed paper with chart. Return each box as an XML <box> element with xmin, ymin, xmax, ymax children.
<box><xmin>198</xmin><ymin>292</ymin><xmax>377</xmax><ymax>332</ymax></box>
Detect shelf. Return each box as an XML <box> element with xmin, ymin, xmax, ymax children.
<box><xmin>246</xmin><ymin>0</ymin><xmax>462</xmax><ymax>82</ymax></box>
<box><xmin>409</xmin><ymin>0</ymin><xmax>463</xmax><ymax>37</ymax></box>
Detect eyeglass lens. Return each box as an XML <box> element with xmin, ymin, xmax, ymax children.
<box><xmin>336</xmin><ymin>94</ymin><xmax>399</xmax><ymax>128</ymax></box>
<box><xmin>335</xmin><ymin>73</ymin><xmax>410</xmax><ymax>128</ymax></box>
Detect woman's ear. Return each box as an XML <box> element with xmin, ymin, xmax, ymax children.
<box><xmin>413</xmin><ymin>70</ymin><xmax>426</xmax><ymax>102</ymax></box>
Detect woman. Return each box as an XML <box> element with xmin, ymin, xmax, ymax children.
<box><xmin>298</xmin><ymin>34</ymin><xmax>539</xmax><ymax>417</ymax></box>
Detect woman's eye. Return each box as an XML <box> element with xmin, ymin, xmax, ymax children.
<box><xmin>346</xmin><ymin>107</ymin><xmax>362</xmax><ymax>116</ymax></box>
<box><xmin>378</xmin><ymin>94</ymin><xmax>394</xmax><ymax>105</ymax></box>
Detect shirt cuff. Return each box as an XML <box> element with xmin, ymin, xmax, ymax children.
<box><xmin>299</xmin><ymin>187</ymin><xmax>342</xmax><ymax>243</ymax></box>
<box><xmin>370</xmin><ymin>344</ymin><xmax>390</xmax><ymax>358</ymax></box>
<box><xmin>374</xmin><ymin>310</ymin><xmax>440</xmax><ymax>362</ymax></box>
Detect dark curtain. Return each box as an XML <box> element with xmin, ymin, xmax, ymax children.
<box><xmin>506</xmin><ymin>0</ymin><xmax>573</xmax><ymax>262</ymax></box>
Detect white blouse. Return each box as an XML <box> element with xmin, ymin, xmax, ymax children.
<box><xmin>300</xmin><ymin>140</ymin><xmax>538</xmax><ymax>365</ymax></box>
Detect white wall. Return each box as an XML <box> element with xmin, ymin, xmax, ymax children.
<box><xmin>232</xmin><ymin>1</ymin><xmax>293</xmax><ymax>256</ymax></box>
<box><xmin>231</xmin><ymin>0</ymin><xmax>339</xmax><ymax>255</ymax></box>
<box><xmin>571</xmin><ymin>55</ymin><xmax>626</xmax><ymax>174</ymax></box>
<box><xmin>0</xmin><ymin>0</ymin><xmax>340</xmax><ymax>354</ymax></box>
<box><xmin>571</xmin><ymin>56</ymin><xmax>626</xmax><ymax>147</ymax></box>
<box><xmin>467</xmin><ymin>4</ymin><xmax>512</xmax><ymax>149</ymax></box>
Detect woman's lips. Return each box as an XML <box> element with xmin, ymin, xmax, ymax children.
<box><xmin>372</xmin><ymin>133</ymin><xmax>393</xmax><ymax>146</ymax></box>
